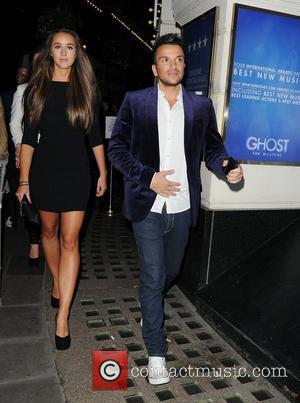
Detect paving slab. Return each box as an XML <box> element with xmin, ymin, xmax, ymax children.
<box><xmin>0</xmin><ymin>339</ymin><xmax>56</xmax><ymax>383</ymax></box>
<box><xmin>1</xmin><ymin>276</ymin><xmax>43</xmax><ymax>305</ymax></box>
<box><xmin>0</xmin><ymin>305</ymin><xmax>45</xmax><ymax>340</ymax></box>
<box><xmin>0</xmin><ymin>375</ymin><xmax>64</xmax><ymax>403</ymax></box>
<box><xmin>6</xmin><ymin>255</ymin><xmax>45</xmax><ymax>276</ymax></box>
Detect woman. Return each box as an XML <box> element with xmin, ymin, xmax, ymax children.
<box><xmin>16</xmin><ymin>28</ymin><xmax>107</xmax><ymax>350</ymax></box>
<box><xmin>10</xmin><ymin>50</ymin><xmax>41</xmax><ymax>266</ymax></box>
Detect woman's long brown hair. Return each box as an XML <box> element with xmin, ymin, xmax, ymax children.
<box><xmin>26</xmin><ymin>28</ymin><xmax>98</xmax><ymax>131</ymax></box>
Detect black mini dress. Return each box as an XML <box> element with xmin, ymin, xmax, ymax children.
<box><xmin>22</xmin><ymin>81</ymin><xmax>103</xmax><ymax>212</ymax></box>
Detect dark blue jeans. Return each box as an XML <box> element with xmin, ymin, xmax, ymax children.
<box><xmin>132</xmin><ymin>207</ymin><xmax>191</xmax><ymax>357</ymax></box>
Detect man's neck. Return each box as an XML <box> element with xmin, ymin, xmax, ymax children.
<box><xmin>158</xmin><ymin>82</ymin><xmax>181</xmax><ymax>108</ymax></box>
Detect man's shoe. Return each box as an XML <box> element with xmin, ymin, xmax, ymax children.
<box><xmin>148</xmin><ymin>356</ymin><xmax>170</xmax><ymax>385</ymax></box>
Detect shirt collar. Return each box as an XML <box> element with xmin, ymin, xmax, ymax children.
<box><xmin>158</xmin><ymin>84</ymin><xmax>183</xmax><ymax>104</ymax></box>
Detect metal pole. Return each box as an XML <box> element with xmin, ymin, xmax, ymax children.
<box><xmin>105</xmin><ymin>116</ymin><xmax>116</xmax><ymax>218</ymax></box>
<box><xmin>108</xmin><ymin>163</ymin><xmax>113</xmax><ymax>217</ymax></box>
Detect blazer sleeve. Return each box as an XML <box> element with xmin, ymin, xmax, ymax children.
<box><xmin>21</xmin><ymin>91</ymin><xmax>39</xmax><ymax>148</ymax></box>
<box><xmin>108</xmin><ymin>92</ymin><xmax>155</xmax><ymax>189</ymax></box>
<box><xmin>10</xmin><ymin>84</ymin><xmax>26</xmax><ymax>147</ymax></box>
<box><xmin>202</xmin><ymin>98</ymin><xmax>229</xmax><ymax>178</ymax></box>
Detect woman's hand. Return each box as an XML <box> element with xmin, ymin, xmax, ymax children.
<box><xmin>96</xmin><ymin>175</ymin><xmax>107</xmax><ymax>197</ymax></box>
<box><xmin>16</xmin><ymin>183</ymin><xmax>31</xmax><ymax>203</ymax></box>
<box><xmin>92</xmin><ymin>145</ymin><xmax>107</xmax><ymax>197</ymax></box>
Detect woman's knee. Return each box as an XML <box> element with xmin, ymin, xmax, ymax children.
<box><xmin>42</xmin><ymin>227</ymin><xmax>57</xmax><ymax>239</ymax></box>
<box><xmin>60</xmin><ymin>234</ymin><xmax>79</xmax><ymax>251</ymax></box>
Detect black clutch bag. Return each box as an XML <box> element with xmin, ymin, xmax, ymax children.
<box><xmin>20</xmin><ymin>195</ymin><xmax>40</xmax><ymax>226</ymax></box>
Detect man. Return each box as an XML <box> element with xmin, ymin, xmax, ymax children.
<box><xmin>0</xmin><ymin>96</ymin><xmax>9</xmax><ymax>191</ymax></box>
<box><xmin>10</xmin><ymin>50</ymin><xmax>41</xmax><ymax>264</ymax></box>
<box><xmin>16</xmin><ymin>66</ymin><xmax>29</xmax><ymax>85</ymax></box>
<box><xmin>108</xmin><ymin>33</ymin><xmax>243</xmax><ymax>385</ymax></box>
<box><xmin>0</xmin><ymin>63</ymin><xmax>30</xmax><ymax>227</ymax></box>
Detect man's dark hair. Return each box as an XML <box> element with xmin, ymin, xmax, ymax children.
<box><xmin>152</xmin><ymin>33</ymin><xmax>184</xmax><ymax>64</ymax></box>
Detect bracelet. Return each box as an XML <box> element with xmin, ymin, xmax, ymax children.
<box><xmin>19</xmin><ymin>183</ymin><xmax>29</xmax><ymax>187</ymax></box>
<box><xmin>19</xmin><ymin>181</ymin><xmax>29</xmax><ymax>185</ymax></box>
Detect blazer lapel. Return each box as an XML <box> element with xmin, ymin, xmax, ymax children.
<box><xmin>183</xmin><ymin>87</ymin><xmax>194</xmax><ymax>155</ymax></box>
<box><xmin>146</xmin><ymin>86</ymin><xmax>159</xmax><ymax>170</ymax></box>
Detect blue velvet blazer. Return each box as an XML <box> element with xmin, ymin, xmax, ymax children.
<box><xmin>108</xmin><ymin>86</ymin><xmax>229</xmax><ymax>226</ymax></box>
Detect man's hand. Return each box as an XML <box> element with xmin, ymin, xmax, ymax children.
<box><xmin>150</xmin><ymin>169</ymin><xmax>181</xmax><ymax>197</ymax></box>
<box><xmin>223</xmin><ymin>160</ymin><xmax>244</xmax><ymax>184</ymax></box>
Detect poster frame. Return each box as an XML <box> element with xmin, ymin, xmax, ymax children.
<box><xmin>181</xmin><ymin>7</ymin><xmax>218</xmax><ymax>97</ymax></box>
<box><xmin>223</xmin><ymin>3</ymin><xmax>300</xmax><ymax>166</ymax></box>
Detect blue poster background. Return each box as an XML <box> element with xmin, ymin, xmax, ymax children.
<box><xmin>182</xmin><ymin>9</ymin><xmax>215</xmax><ymax>96</ymax></box>
<box><xmin>225</xmin><ymin>7</ymin><xmax>300</xmax><ymax>164</ymax></box>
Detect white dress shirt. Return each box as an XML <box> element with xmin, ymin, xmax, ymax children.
<box><xmin>151</xmin><ymin>85</ymin><xmax>190</xmax><ymax>214</ymax></box>
<box><xmin>10</xmin><ymin>83</ymin><xmax>28</xmax><ymax>147</ymax></box>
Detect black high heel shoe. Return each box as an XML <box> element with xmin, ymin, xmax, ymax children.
<box><xmin>51</xmin><ymin>295</ymin><xmax>59</xmax><ymax>309</ymax></box>
<box><xmin>55</xmin><ymin>313</ymin><xmax>71</xmax><ymax>350</ymax></box>
<box><xmin>55</xmin><ymin>334</ymin><xmax>71</xmax><ymax>350</ymax></box>
<box><xmin>28</xmin><ymin>257</ymin><xmax>40</xmax><ymax>267</ymax></box>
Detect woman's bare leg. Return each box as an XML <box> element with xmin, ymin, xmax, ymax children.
<box><xmin>39</xmin><ymin>211</ymin><xmax>60</xmax><ymax>298</ymax></box>
<box><xmin>56</xmin><ymin>211</ymin><xmax>85</xmax><ymax>337</ymax></box>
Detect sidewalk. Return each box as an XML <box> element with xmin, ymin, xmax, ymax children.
<box><xmin>0</xmin><ymin>204</ymin><xmax>291</xmax><ymax>402</ymax></box>
<box><xmin>0</xmin><ymin>218</ymin><xmax>64</xmax><ymax>403</ymax></box>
